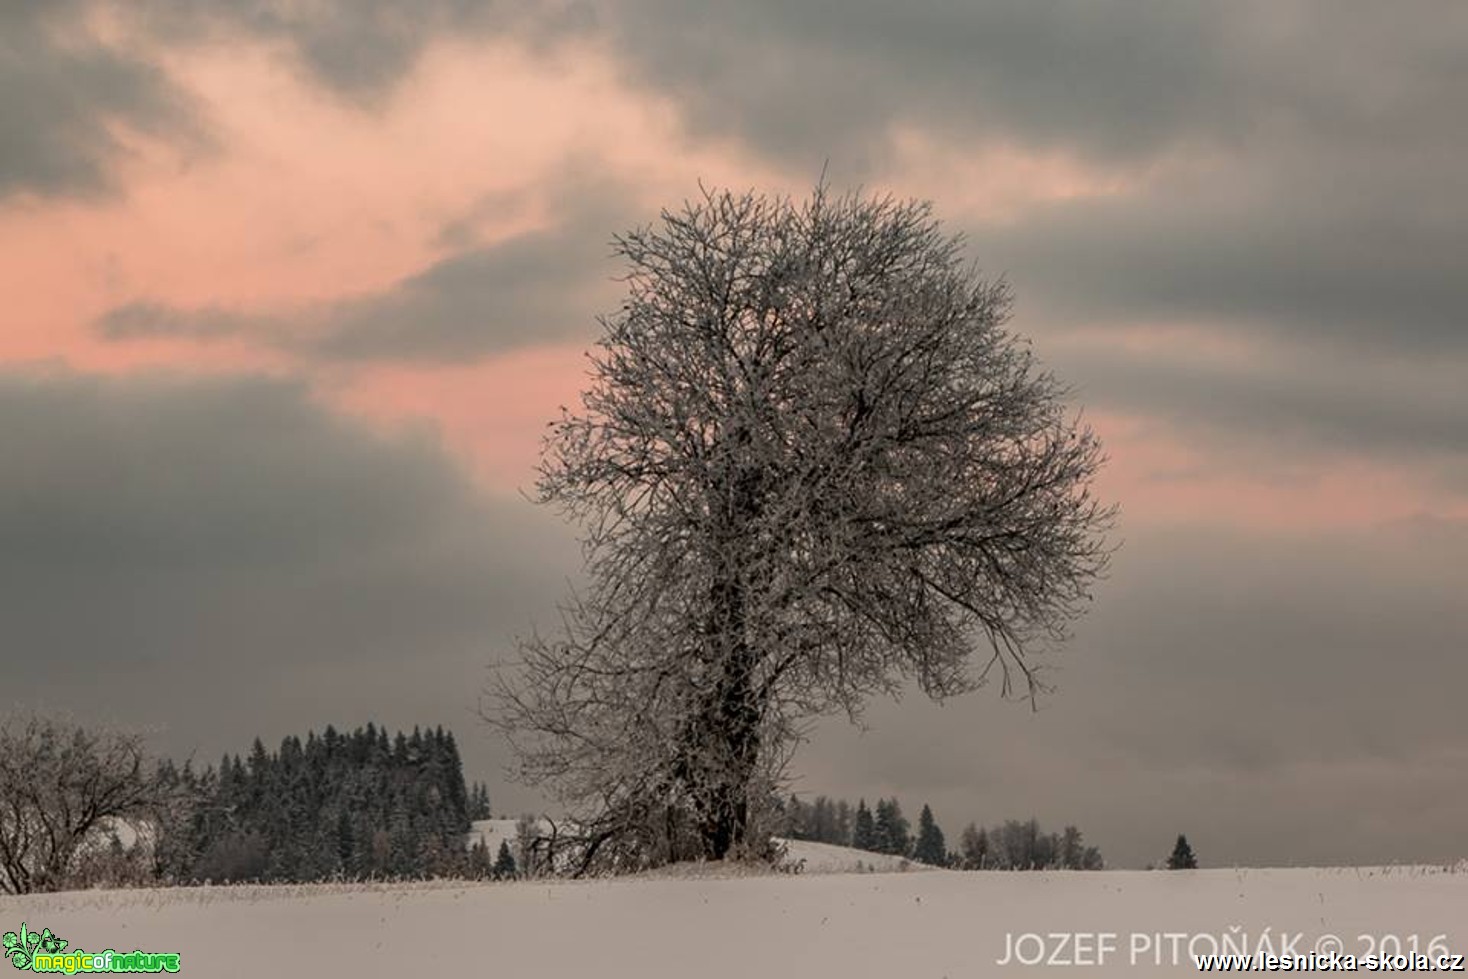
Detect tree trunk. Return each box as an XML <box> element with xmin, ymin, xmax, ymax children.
<box><xmin>690</xmin><ymin>540</ymin><xmax>764</xmax><ymax>860</ymax></box>
<box><xmin>696</xmin><ymin>643</ymin><xmax>761</xmax><ymax>860</ymax></box>
<box><xmin>685</xmin><ymin>447</ymin><xmax>767</xmax><ymax>861</ymax></box>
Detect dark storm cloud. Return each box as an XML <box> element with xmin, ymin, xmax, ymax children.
<box><xmin>0</xmin><ymin>368</ymin><xmax>577</xmax><ymax>781</ymax></box>
<box><xmin>96</xmin><ymin>176</ymin><xmax>631</xmax><ymax>361</ymax></box>
<box><xmin>0</xmin><ymin>3</ymin><xmax>202</xmax><ymax>199</ymax></box>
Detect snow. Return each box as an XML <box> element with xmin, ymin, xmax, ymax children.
<box><xmin>465</xmin><ymin>817</ymin><xmax>524</xmax><ymax>855</ymax></box>
<box><xmin>5</xmin><ymin>862</ymin><xmax>1465</xmax><ymax>976</ymax></box>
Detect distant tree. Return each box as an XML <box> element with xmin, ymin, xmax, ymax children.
<box><xmin>912</xmin><ymin>804</ymin><xmax>947</xmax><ymax>867</ymax></box>
<box><xmin>1059</xmin><ymin>825</ymin><xmax>1083</xmax><ymax>869</ymax></box>
<box><xmin>196</xmin><ymin>829</ymin><xmax>270</xmax><ymax>883</ymax></box>
<box><xmin>1032</xmin><ymin>824</ymin><xmax>1057</xmax><ymax>870</ymax></box>
<box><xmin>467</xmin><ymin>837</ymin><xmax>493</xmax><ymax>878</ymax></box>
<box><xmin>148</xmin><ymin>758</ymin><xmax>207</xmax><ymax>884</ymax></box>
<box><xmin>852</xmin><ymin>800</ymin><xmax>877</xmax><ymax>852</ymax></box>
<box><xmin>873</xmin><ymin>798</ymin><xmax>911</xmax><ymax>857</ymax></box>
<box><xmin>1054</xmin><ymin>824</ymin><xmax>1104</xmax><ymax>870</ymax></box>
<box><xmin>811</xmin><ymin>796</ymin><xmax>838</xmax><ymax>844</ymax></box>
<box><xmin>784</xmin><ymin>795</ymin><xmax>813</xmax><ymax>840</ymax></box>
<box><xmin>990</xmin><ymin>818</ymin><xmax>1048</xmax><ymax>870</ymax></box>
<box><xmin>467</xmin><ymin>782</ymin><xmax>492</xmax><ymax>821</ymax></box>
<box><xmin>833</xmin><ymin>800</ymin><xmax>853</xmax><ymax>847</ymax></box>
<box><xmin>515</xmin><ymin>814</ymin><xmax>544</xmax><ymax>877</ymax></box>
<box><xmin>958</xmin><ymin>822</ymin><xmax>989</xmax><ymax>870</ymax></box>
<box><xmin>494</xmin><ymin>839</ymin><xmax>518</xmax><ymax>879</ymax></box>
<box><xmin>1167</xmin><ymin>834</ymin><xmax>1197</xmax><ymax>870</ymax></box>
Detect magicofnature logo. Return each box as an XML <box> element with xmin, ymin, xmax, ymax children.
<box><xmin>3</xmin><ymin>923</ymin><xmax>180</xmax><ymax>974</ymax></box>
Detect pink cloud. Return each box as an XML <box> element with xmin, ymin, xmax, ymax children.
<box><xmin>326</xmin><ymin>343</ymin><xmax>591</xmax><ymax>494</ymax></box>
<box><xmin>1090</xmin><ymin>411</ymin><xmax>1468</xmax><ymax>531</ymax></box>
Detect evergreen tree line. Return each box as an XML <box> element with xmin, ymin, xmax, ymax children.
<box><xmin>148</xmin><ymin>723</ymin><xmax>500</xmax><ymax>884</ymax></box>
<box><xmin>779</xmin><ymin>795</ymin><xmax>1104</xmax><ymax>870</ymax></box>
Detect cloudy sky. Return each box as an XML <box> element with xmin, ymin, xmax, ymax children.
<box><xmin>3</xmin><ymin>1</ymin><xmax>1465</xmax><ymax>869</ymax></box>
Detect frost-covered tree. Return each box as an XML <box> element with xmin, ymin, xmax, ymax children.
<box><xmin>489</xmin><ymin>183</ymin><xmax>1112</xmax><ymax>869</ymax></box>
<box><xmin>958</xmin><ymin>822</ymin><xmax>989</xmax><ymax>870</ymax></box>
<box><xmin>0</xmin><ymin>715</ymin><xmax>159</xmax><ymax>894</ymax></box>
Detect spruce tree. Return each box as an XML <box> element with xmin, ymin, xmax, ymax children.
<box><xmin>812</xmin><ymin>796</ymin><xmax>836</xmax><ymax>844</ymax></box>
<box><xmin>873</xmin><ymin>798</ymin><xmax>911</xmax><ymax>856</ymax></box>
<box><xmin>834</xmin><ymin>800</ymin><xmax>853</xmax><ymax>847</ymax></box>
<box><xmin>852</xmin><ymin>799</ymin><xmax>877</xmax><ymax>851</ymax></box>
<box><xmin>1167</xmin><ymin>834</ymin><xmax>1198</xmax><ymax>869</ymax></box>
<box><xmin>494</xmin><ymin>839</ymin><xmax>518</xmax><ymax>879</ymax></box>
<box><xmin>912</xmin><ymin>804</ymin><xmax>947</xmax><ymax>866</ymax></box>
<box><xmin>467</xmin><ymin>782</ymin><xmax>492</xmax><ymax>821</ymax></box>
<box><xmin>468</xmin><ymin>838</ymin><xmax>493</xmax><ymax>878</ymax></box>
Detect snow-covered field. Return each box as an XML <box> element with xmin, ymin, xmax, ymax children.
<box><xmin>5</xmin><ymin>856</ymin><xmax>1466</xmax><ymax>977</ymax></box>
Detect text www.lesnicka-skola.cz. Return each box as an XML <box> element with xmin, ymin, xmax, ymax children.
<box><xmin>996</xmin><ymin>931</ymin><xmax>1464</xmax><ymax>969</ymax></box>
<box><xmin>1195</xmin><ymin>950</ymin><xmax>1466</xmax><ymax>972</ymax></box>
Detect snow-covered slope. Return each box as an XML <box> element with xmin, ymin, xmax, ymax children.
<box><xmin>777</xmin><ymin>838</ymin><xmax>933</xmax><ymax>874</ymax></box>
<box><xmin>6</xmin><ymin>865</ymin><xmax>1464</xmax><ymax>977</ymax></box>
<box><xmin>466</xmin><ymin>819</ymin><xmax>934</xmax><ymax>874</ymax></box>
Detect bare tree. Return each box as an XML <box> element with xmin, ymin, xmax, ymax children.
<box><xmin>0</xmin><ymin>715</ymin><xmax>159</xmax><ymax>894</ymax></box>
<box><xmin>488</xmin><ymin>183</ymin><xmax>1112</xmax><ymax>869</ymax></box>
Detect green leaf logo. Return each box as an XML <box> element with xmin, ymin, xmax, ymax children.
<box><xmin>3</xmin><ymin>923</ymin><xmax>67</xmax><ymax>971</ymax></box>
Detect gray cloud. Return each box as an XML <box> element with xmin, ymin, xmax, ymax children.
<box><xmin>980</xmin><ymin>153</ymin><xmax>1468</xmax><ymax>358</ymax></box>
<box><xmin>0</xmin><ymin>368</ymin><xmax>578</xmax><ymax>789</ymax></box>
<box><xmin>596</xmin><ymin>1</ymin><xmax>1246</xmax><ymax>172</ymax></box>
<box><xmin>99</xmin><ymin>302</ymin><xmax>263</xmax><ymax>341</ymax></box>
<box><xmin>968</xmin><ymin>145</ymin><xmax>1468</xmax><ymax>481</ymax></box>
<box><xmin>128</xmin><ymin>0</ymin><xmax>593</xmax><ymax>104</ymax></box>
<box><xmin>311</xmin><ymin>187</ymin><xmax>622</xmax><ymax>360</ymax></box>
<box><xmin>595</xmin><ymin>2</ymin><xmax>1468</xmax><ymax>171</ymax></box>
<box><xmin>800</xmin><ymin>516</ymin><xmax>1468</xmax><ymax>868</ymax></box>
<box><xmin>0</xmin><ymin>3</ymin><xmax>202</xmax><ymax>199</ymax></box>
<box><xmin>577</xmin><ymin>0</ymin><xmax>1468</xmax><ymax>463</ymax></box>
<box><xmin>1039</xmin><ymin>337</ymin><xmax>1468</xmax><ymax>487</ymax></box>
